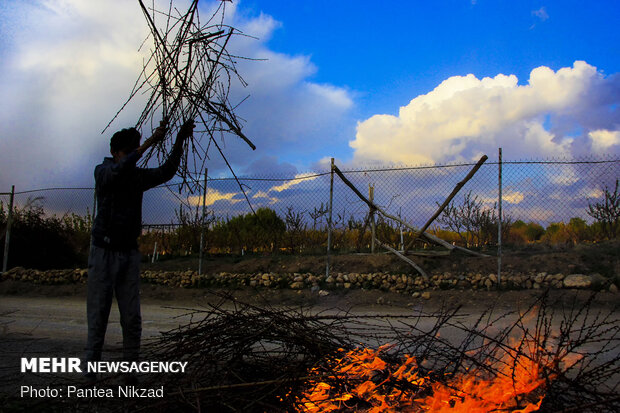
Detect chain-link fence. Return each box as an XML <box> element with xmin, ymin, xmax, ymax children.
<box><xmin>1</xmin><ymin>156</ymin><xmax>618</xmax><ymax>270</ymax></box>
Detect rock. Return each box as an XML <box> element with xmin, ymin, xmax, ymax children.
<box><xmin>488</xmin><ymin>274</ymin><xmax>497</xmax><ymax>283</ymax></box>
<box><xmin>563</xmin><ymin>274</ymin><xmax>592</xmax><ymax>289</ymax></box>
<box><xmin>590</xmin><ymin>273</ymin><xmax>607</xmax><ymax>290</ymax></box>
<box><xmin>318</xmin><ymin>290</ymin><xmax>330</xmax><ymax>296</ymax></box>
<box><xmin>609</xmin><ymin>284</ymin><xmax>618</xmax><ymax>294</ymax></box>
<box><xmin>484</xmin><ymin>279</ymin><xmax>493</xmax><ymax>289</ymax></box>
<box><xmin>457</xmin><ymin>280</ymin><xmax>471</xmax><ymax>289</ymax></box>
<box><xmin>310</xmin><ymin>285</ymin><xmax>320</xmax><ymax>293</ymax></box>
<box><xmin>421</xmin><ymin>292</ymin><xmax>431</xmax><ymax>300</ymax></box>
<box><xmin>344</xmin><ymin>282</ymin><xmax>352</xmax><ymax>289</ymax></box>
<box><xmin>376</xmin><ymin>296</ymin><xmax>385</xmax><ymax>305</ymax></box>
<box><xmin>534</xmin><ymin>272</ymin><xmax>547</xmax><ymax>284</ymax></box>
<box><xmin>412</xmin><ymin>292</ymin><xmax>421</xmax><ymax>298</ymax></box>
<box><xmin>3</xmin><ymin>266</ymin><xmax>24</xmax><ymax>278</ymax></box>
<box><xmin>290</xmin><ymin>281</ymin><xmax>304</xmax><ymax>290</ymax></box>
<box><xmin>326</xmin><ymin>276</ymin><xmax>335</xmax><ymax>283</ymax></box>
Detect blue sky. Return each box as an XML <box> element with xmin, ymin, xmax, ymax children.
<box><xmin>0</xmin><ymin>0</ymin><xmax>618</xmax><ymax>224</ymax></box>
<box><xmin>247</xmin><ymin>0</ymin><xmax>619</xmax><ymax>114</ymax></box>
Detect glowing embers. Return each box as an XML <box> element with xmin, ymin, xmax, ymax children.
<box><xmin>297</xmin><ymin>337</ymin><xmax>558</xmax><ymax>413</ymax></box>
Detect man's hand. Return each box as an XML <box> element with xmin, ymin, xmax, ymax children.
<box><xmin>151</xmin><ymin>121</ymin><xmax>168</xmax><ymax>144</ymax></box>
<box><xmin>177</xmin><ymin>119</ymin><xmax>196</xmax><ymax>142</ymax></box>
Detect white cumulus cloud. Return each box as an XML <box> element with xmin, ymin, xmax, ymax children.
<box><xmin>589</xmin><ymin>129</ymin><xmax>620</xmax><ymax>152</ymax></box>
<box><xmin>350</xmin><ymin>61</ymin><xmax>620</xmax><ymax>166</ymax></box>
<box><xmin>0</xmin><ymin>0</ymin><xmax>354</xmax><ymax>191</ymax></box>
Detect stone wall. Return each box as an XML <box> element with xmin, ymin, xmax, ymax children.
<box><xmin>1</xmin><ymin>267</ymin><xmax>617</xmax><ymax>293</ymax></box>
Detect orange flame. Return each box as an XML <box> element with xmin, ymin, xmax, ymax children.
<box><xmin>297</xmin><ymin>337</ymin><xmax>562</xmax><ymax>412</ymax></box>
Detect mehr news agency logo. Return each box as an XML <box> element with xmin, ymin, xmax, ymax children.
<box><xmin>20</xmin><ymin>357</ymin><xmax>188</xmax><ymax>398</ymax></box>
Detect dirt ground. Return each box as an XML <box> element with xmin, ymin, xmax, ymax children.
<box><xmin>141</xmin><ymin>241</ymin><xmax>620</xmax><ymax>278</ymax></box>
<box><xmin>1</xmin><ymin>242</ymin><xmax>618</xmax><ymax>409</ymax></box>
<box><xmin>1</xmin><ymin>280</ymin><xmax>618</xmax><ymax>409</ymax></box>
<box><xmin>0</xmin><ymin>241</ymin><xmax>618</xmax><ymax>307</ymax></box>
<box><xmin>1</xmin><ymin>279</ymin><xmax>618</xmax><ymax>310</ymax></box>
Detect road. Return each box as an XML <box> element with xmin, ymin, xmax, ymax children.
<box><xmin>1</xmin><ymin>288</ymin><xmax>618</xmax><ymax>405</ymax></box>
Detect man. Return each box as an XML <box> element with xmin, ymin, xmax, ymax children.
<box><xmin>85</xmin><ymin>119</ymin><xmax>194</xmax><ymax>379</ymax></box>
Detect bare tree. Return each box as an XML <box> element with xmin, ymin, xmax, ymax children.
<box><xmin>438</xmin><ymin>191</ymin><xmax>505</xmax><ymax>247</ymax></box>
<box><xmin>587</xmin><ymin>179</ymin><xmax>619</xmax><ymax>239</ymax></box>
<box><xmin>284</xmin><ymin>206</ymin><xmax>306</xmax><ymax>254</ymax></box>
<box><xmin>308</xmin><ymin>203</ymin><xmax>329</xmax><ymax>230</ymax></box>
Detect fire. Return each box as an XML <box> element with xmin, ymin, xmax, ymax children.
<box><xmin>296</xmin><ymin>337</ymin><xmax>560</xmax><ymax>412</ymax></box>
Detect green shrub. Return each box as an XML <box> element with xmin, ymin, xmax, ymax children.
<box><xmin>0</xmin><ymin>198</ymin><xmax>91</xmax><ymax>270</ymax></box>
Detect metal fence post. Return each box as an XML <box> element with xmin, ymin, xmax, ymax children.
<box><xmin>498</xmin><ymin>148</ymin><xmax>503</xmax><ymax>289</ymax></box>
<box><xmin>2</xmin><ymin>185</ymin><xmax>15</xmax><ymax>273</ymax></box>
<box><xmin>369</xmin><ymin>184</ymin><xmax>376</xmax><ymax>253</ymax></box>
<box><xmin>326</xmin><ymin>158</ymin><xmax>334</xmax><ymax>278</ymax></box>
<box><xmin>199</xmin><ymin>168</ymin><xmax>208</xmax><ymax>275</ymax></box>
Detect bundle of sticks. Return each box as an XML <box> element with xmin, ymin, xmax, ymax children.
<box><xmin>105</xmin><ymin>0</ymin><xmax>255</xmax><ymax>193</ymax></box>
<box><xmin>37</xmin><ymin>291</ymin><xmax>619</xmax><ymax>412</ymax></box>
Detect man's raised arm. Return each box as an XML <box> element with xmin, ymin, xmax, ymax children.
<box><xmin>140</xmin><ymin>119</ymin><xmax>195</xmax><ymax>190</ymax></box>
<box><xmin>136</xmin><ymin>120</ymin><xmax>168</xmax><ymax>157</ymax></box>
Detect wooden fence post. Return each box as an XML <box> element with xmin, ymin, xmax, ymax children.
<box><xmin>2</xmin><ymin>185</ymin><xmax>15</xmax><ymax>273</ymax></box>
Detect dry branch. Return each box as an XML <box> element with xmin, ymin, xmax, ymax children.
<box><xmin>374</xmin><ymin>238</ymin><xmax>429</xmax><ymax>279</ymax></box>
<box><xmin>105</xmin><ymin>0</ymin><xmax>256</xmax><ymax>196</ymax></box>
<box><xmin>29</xmin><ymin>291</ymin><xmax>620</xmax><ymax>412</ymax></box>
<box><xmin>404</xmin><ymin>154</ymin><xmax>488</xmax><ymax>253</ymax></box>
<box><xmin>332</xmin><ymin>162</ymin><xmax>487</xmax><ymax>265</ymax></box>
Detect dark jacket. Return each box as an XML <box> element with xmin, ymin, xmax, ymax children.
<box><xmin>91</xmin><ymin>146</ymin><xmax>182</xmax><ymax>251</ymax></box>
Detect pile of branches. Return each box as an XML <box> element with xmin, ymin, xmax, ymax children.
<box><xmin>27</xmin><ymin>291</ymin><xmax>620</xmax><ymax>412</ymax></box>
<box><xmin>138</xmin><ymin>294</ymin><xmax>357</xmax><ymax>411</ymax></box>
<box><xmin>297</xmin><ymin>293</ymin><xmax>620</xmax><ymax>412</ymax></box>
<box><xmin>105</xmin><ymin>0</ymin><xmax>256</xmax><ymax>193</ymax></box>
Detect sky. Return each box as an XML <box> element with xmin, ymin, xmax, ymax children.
<box><xmin>0</xmin><ymin>0</ymin><xmax>619</xmax><ymax>224</ymax></box>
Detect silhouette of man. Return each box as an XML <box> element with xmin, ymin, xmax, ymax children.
<box><xmin>85</xmin><ymin>119</ymin><xmax>194</xmax><ymax>378</ymax></box>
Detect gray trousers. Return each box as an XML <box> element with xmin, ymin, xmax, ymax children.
<box><xmin>85</xmin><ymin>244</ymin><xmax>142</xmax><ymax>362</ymax></box>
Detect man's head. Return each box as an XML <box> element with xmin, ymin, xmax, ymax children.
<box><xmin>110</xmin><ymin>128</ymin><xmax>141</xmax><ymax>161</ymax></box>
